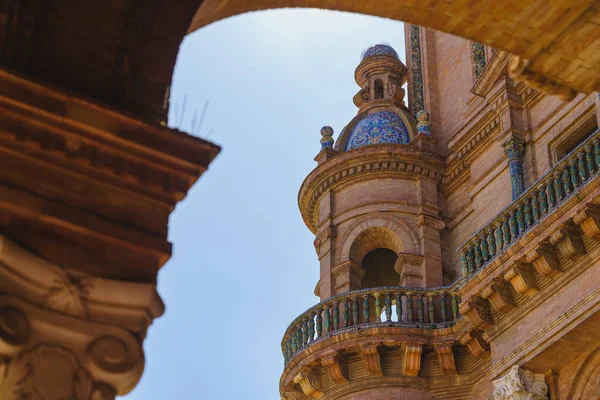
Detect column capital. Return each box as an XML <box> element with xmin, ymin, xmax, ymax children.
<box><xmin>0</xmin><ymin>236</ymin><xmax>162</xmax><ymax>399</ymax></box>
<box><xmin>503</xmin><ymin>137</ymin><xmax>526</xmax><ymax>160</ymax></box>
<box><xmin>493</xmin><ymin>365</ymin><xmax>549</xmax><ymax>400</ymax></box>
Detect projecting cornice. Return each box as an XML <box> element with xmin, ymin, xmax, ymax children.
<box><xmin>298</xmin><ymin>144</ymin><xmax>444</xmax><ymax>233</ymax></box>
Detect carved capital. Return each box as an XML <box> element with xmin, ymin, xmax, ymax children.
<box><xmin>0</xmin><ymin>237</ymin><xmax>160</xmax><ymax>399</ymax></box>
<box><xmin>361</xmin><ymin>344</ymin><xmax>383</xmax><ymax>377</ymax></box>
<box><xmin>293</xmin><ymin>369</ymin><xmax>324</xmax><ymax>399</ymax></box>
<box><xmin>481</xmin><ymin>278</ymin><xmax>515</xmax><ymax>313</ymax></box>
<box><xmin>493</xmin><ymin>365</ymin><xmax>549</xmax><ymax>399</ymax></box>
<box><xmin>505</xmin><ymin>262</ymin><xmax>538</xmax><ymax>296</ymax></box>
<box><xmin>549</xmin><ymin>223</ymin><xmax>586</xmax><ymax>259</ymax></box>
<box><xmin>459</xmin><ymin>329</ymin><xmax>490</xmax><ymax>357</ymax></box>
<box><xmin>526</xmin><ymin>243</ymin><xmax>561</xmax><ymax>278</ymax></box>
<box><xmin>434</xmin><ymin>343</ymin><xmax>457</xmax><ymax>375</ymax></box>
<box><xmin>402</xmin><ymin>344</ymin><xmax>423</xmax><ymax>377</ymax></box>
<box><xmin>321</xmin><ymin>352</ymin><xmax>349</xmax><ymax>385</ymax></box>
<box><xmin>459</xmin><ymin>296</ymin><xmax>494</xmax><ymax>328</ymax></box>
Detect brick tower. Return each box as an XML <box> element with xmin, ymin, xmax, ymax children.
<box><xmin>280</xmin><ymin>44</ymin><xmax>464</xmax><ymax>400</ymax></box>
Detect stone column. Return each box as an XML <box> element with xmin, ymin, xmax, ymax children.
<box><xmin>504</xmin><ymin>137</ymin><xmax>527</xmax><ymax>200</ymax></box>
<box><xmin>0</xmin><ymin>236</ymin><xmax>162</xmax><ymax>399</ymax></box>
<box><xmin>492</xmin><ymin>365</ymin><xmax>549</xmax><ymax>399</ymax></box>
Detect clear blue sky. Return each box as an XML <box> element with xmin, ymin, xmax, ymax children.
<box><xmin>124</xmin><ymin>9</ymin><xmax>405</xmax><ymax>399</ymax></box>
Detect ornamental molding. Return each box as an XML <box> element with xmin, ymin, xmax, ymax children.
<box><xmin>508</xmin><ymin>56</ymin><xmax>577</xmax><ymax>102</ymax></box>
<box><xmin>471</xmin><ymin>50</ymin><xmax>511</xmax><ymax>98</ymax></box>
<box><xmin>299</xmin><ymin>145</ymin><xmax>444</xmax><ymax>233</ymax></box>
<box><xmin>0</xmin><ymin>236</ymin><xmax>163</xmax><ymax>334</ymax></box>
<box><xmin>492</xmin><ymin>365</ymin><xmax>548</xmax><ymax>400</ymax></box>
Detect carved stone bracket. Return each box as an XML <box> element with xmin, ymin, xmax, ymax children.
<box><xmin>481</xmin><ymin>278</ymin><xmax>516</xmax><ymax>313</ymax></box>
<box><xmin>459</xmin><ymin>329</ymin><xmax>490</xmax><ymax>358</ymax></box>
<box><xmin>459</xmin><ymin>296</ymin><xmax>494</xmax><ymax>329</ymax></box>
<box><xmin>505</xmin><ymin>262</ymin><xmax>538</xmax><ymax>296</ymax></box>
<box><xmin>574</xmin><ymin>204</ymin><xmax>600</xmax><ymax>241</ymax></box>
<box><xmin>402</xmin><ymin>344</ymin><xmax>423</xmax><ymax>377</ymax></box>
<box><xmin>293</xmin><ymin>369</ymin><xmax>324</xmax><ymax>399</ymax></box>
<box><xmin>492</xmin><ymin>365</ymin><xmax>549</xmax><ymax>399</ymax></box>
<box><xmin>549</xmin><ymin>223</ymin><xmax>586</xmax><ymax>259</ymax></box>
<box><xmin>508</xmin><ymin>55</ymin><xmax>577</xmax><ymax>101</ymax></box>
<box><xmin>362</xmin><ymin>344</ymin><xmax>383</xmax><ymax>377</ymax></box>
<box><xmin>526</xmin><ymin>242</ymin><xmax>562</xmax><ymax>278</ymax></box>
<box><xmin>434</xmin><ymin>343</ymin><xmax>457</xmax><ymax>375</ymax></box>
<box><xmin>321</xmin><ymin>352</ymin><xmax>349</xmax><ymax>385</ymax></box>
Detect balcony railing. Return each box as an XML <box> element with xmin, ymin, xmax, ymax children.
<box><xmin>281</xmin><ymin>285</ymin><xmax>462</xmax><ymax>365</ymax></box>
<box><xmin>458</xmin><ymin>129</ymin><xmax>600</xmax><ymax>278</ymax></box>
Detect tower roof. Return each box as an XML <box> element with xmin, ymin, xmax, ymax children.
<box><xmin>360</xmin><ymin>43</ymin><xmax>399</xmax><ymax>61</ymax></box>
<box><xmin>345</xmin><ymin>111</ymin><xmax>410</xmax><ymax>151</ymax></box>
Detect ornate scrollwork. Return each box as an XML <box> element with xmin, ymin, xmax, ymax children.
<box><xmin>0</xmin><ymin>307</ymin><xmax>30</xmax><ymax>354</ymax></box>
<box><xmin>492</xmin><ymin>365</ymin><xmax>548</xmax><ymax>399</ymax></box>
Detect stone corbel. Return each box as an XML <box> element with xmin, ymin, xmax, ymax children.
<box><xmin>331</xmin><ymin>261</ymin><xmax>366</xmax><ymax>294</ymax></box>
<box><xmin>321</xmin><ymin>352</ymin><xmax>349</xmax><ymax>385</ymax></box>
<box><xmin>492</xmin><ymin>365</ymin><xmax>549</xmax><ymax>399</ymax></box>
<box><xmin>549</xmin><ymin>222</ymin><xmax>586</xmax><ymax>259</ymax></box>
<box><xmin>458</xmin><ymin>329</ymin><xmax>490</xmax><ymax>358</ymax></box>
<box><xmin>504</xmin><ymin>262</ymin><xmax>538</xmax><ymax>296</ymax></box>
<box><xmin>481</xmin><ymin>278</ymin><xmax>515</xmax><ymax>313</ymax></box>
<box><xmin>293</xmin><ymin>368</ymin><xmax>324</xmax><ymax>399</ymax></box>
<box><xmin>434</xmin><ymin>343</ymin><xmax>457</xmax><ymax>375</ymax></box>
<box><xmin>574</xmin><ymin>204</ymin><xmax>600</xmax><ymax>241</ymax></box>
<box><xmin>508</xmin><ymin>55</ymin><xmax>577</xmax><ymax>101</ymax></box>
<box><xmin>525</xmin><ymin>242</ymin><xmax>561</xmax><ymax>278</ymax></box>
<box><xmin>394</xmin><ymin>253</ymin><xmax>425</xmax><ymax>287</ymax></box>
<box><xmin>361</xmin><ymin>344</ymin><xmax>383</xmax><ymax>377</ymax></box>
<box><xmin>459</xmin><ymin>296</ymin><xmax>494</xmax><ymax>329</ymax></box>
<box><xmin>402</xmin><ymin>344</ymin><xmax>423</xmax><ymax>377</ymax></box>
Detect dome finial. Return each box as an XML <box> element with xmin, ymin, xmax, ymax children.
<box><xmin>416</xmin><ymin>110</ymin><xmax>431</xmax><ymax>135</ymax></box>
<box><xmin>320</xmin><ymin>126</ymin><xmax>334</xmax><ymax>149</ymax></box>
<box><xmin>361</xmin><ymin>43</ymin><xmax>399</xmax><ymax>61</ymax></box>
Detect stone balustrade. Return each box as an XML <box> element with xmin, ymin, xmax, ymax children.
<box><xmin>281</xmin><ymin>285</ymin><xmax>461</xmax><ymax>365</ymax></box>
<box><xmin>458</xmin><ymin>128</ymin><xmax>600</xmax><ymax>279</ymax></box>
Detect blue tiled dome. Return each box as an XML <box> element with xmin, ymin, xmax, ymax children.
<box><xmin>361</xmin><ymin>43</ymin><xmax>399</xmax><ymax>61</ymax></box>
<box><xmin>345</xmin><ymin>111</ymin><xmax>410</xmax><ymax>151</ymax></box>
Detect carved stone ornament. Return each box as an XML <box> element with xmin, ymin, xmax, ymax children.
<box><xmin>459</xmin><ymin>296</ymin><xmax>494</xmax><ymax>328</ymax></box>
<box><xmin>526</xmin><ymin>243</ymin><xmax>561</xmax><ymax>278</ymax></box>
<box><xmin>402</xmin><ymin>344</ymin><xmax>423</xmax><ymax>377</ymax></box>
<box><xmin>504</xmin><ymin>262</ymin><xmax>538</xmax><ymax>296</ymax></box>
<box><xmin>492</xmin><ymin>365</ymin><xmax>549</xmax><ymax>400</ymax></box>
<box><xmin>459</xmin><ymin>329</ymin><xmax>490</xmax><ymax>358</ymax></box>
<box><xmin>482</xmin><ymin>278</ymin><xmax>515</xmax><ymax>313</ymax></box>
<box><xmin>321</xmin><ymin>352</ymin><xmax>349</xmax><ymax>384</ymax></box>
<box><xmin>293</xmin><ymin>369</ymin><xmax>324</xmax><ymax>399</ymax></box>
<box><xmin>362</xmin><ymin>344</ymin><xmax>383</xmax><ymax>376</ymax></box>
<box><xmin>434</xmin><ymin>343</ymin><xmax>457</xmax><ymax>375</ymax></box>
<box><xmin>574</xmin><ymin>205</ymin><xmax>600</xmax><ymax>240</ymax></box>
<box><xmin>0</xmin><ymin>236</ymin><xmax>162</xmax><ymax>399</ymax></box>
<box><xmin>549</xmin><ymin>223</ymin><xmax>586</xmax><ymax>259</ymax></box>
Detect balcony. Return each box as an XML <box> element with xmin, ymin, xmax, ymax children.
<box><xmin>458</xmin><ymin>128</ymin><xmax>600</xmax><ymax>280</ymax></box>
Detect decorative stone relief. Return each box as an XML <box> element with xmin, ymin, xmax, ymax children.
<box><xmin>43</xmin><ymin>269</ymin><xmax>93</xmax><ymax>319</ymax></box>
<box><xmin>492</xmin><ymin>365</ymin><xmax>549</xmax><ymax>400</ymax></box>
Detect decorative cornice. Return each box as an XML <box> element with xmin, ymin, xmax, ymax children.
<box><xmin>471</xmin><ymin>50</ymin><xmax>511</xmax><ymax>97</ymax></box>
<box><xmin>299</xmin><ymin>145</ymin><xmax>444</xmax><ymax>233</ymax></box>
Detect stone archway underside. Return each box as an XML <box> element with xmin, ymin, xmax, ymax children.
<box><xmin>1</xmin><ymin>1</ymin><xmax>598</xmax><ymax>123</ymax></box>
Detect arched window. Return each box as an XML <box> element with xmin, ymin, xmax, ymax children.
<box><xmin>361</xmin><ymin>248</ymin><xmax>400</xmax><ymax>288</ymax></box>
<box><xmin>374</xmin><ymin>79</ymin><xmax>384</xmax><ymax>100</ymax></box>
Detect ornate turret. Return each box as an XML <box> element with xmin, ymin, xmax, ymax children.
<box><xmin>280</xmin><ymin>45</ymin><xmax>459</xmax><ymax>400</ymax></box>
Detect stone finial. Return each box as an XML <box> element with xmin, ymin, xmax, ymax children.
<box><xmin>492</xmin><ymin>365</ymin><xmax>549</xmax><ymax>400</ymax></box>
<box><xmin>320</xmin><ymin>126</ymin><xmax>334</xmax><ymax>149</ymax></box>
<box><xmin>416</xmin><ymin>110</ymin><xmax>431</xmax><ymax>136</ymax></box>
